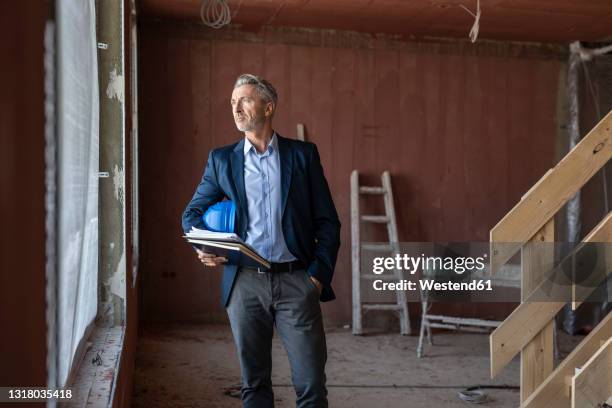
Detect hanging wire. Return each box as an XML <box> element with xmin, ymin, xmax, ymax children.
<box><xmin>200</xmin><ymin>0</ymin><xmax>231</xmax><ymax>29</ymax></box>
<box><xmin>459</xmin><ymin>0</ymin><xmax>481</xmax><ymax>43</ymax></box>
<box><xmin>572</xmin><ymin>42</ymin><xmax>612</xmax><ymax>61</ymax></box>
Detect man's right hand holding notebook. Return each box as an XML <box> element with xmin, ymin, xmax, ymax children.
<box><xmin>196</xmin><ymin>249</ymin><xmax>227</xmax><ymax>267</ymax></box>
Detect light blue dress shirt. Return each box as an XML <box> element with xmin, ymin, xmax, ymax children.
<box><xmin>243</xmin><ymin>133</ymin><xmax>297</xmax><ymax>263</ymax></box>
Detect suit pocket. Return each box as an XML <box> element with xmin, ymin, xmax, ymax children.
<box><xmin>301</xmin><ymin>271</ymin><xmax>319</xmax><ymax>294</ymax></box>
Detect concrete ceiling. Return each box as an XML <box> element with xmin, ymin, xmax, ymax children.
<box><xmin>138</xmin><ymin>0</ymin><xmax>612</xmax><ymax>44</ymax></box>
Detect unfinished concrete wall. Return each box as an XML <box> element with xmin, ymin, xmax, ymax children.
<box><xmin>111</xmin><ymin>0</ymin><xmax>139</xmax><ymax>405</ymax></box>
<box><xmin>97</xmin><ymin>0</ymin><xmax>126</xmax><ymax>327</ymax></box>
<box><xmin>138</xmin><ymin>22</ymin><xmax>563</xmax><ymax>326</ymax></box>
<box><xmin>96</xmin><ymin>0</ymin><xmax>140</xmax><ymax>406</ymax></box>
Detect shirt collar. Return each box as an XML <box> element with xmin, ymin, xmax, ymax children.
<box><xmin>243</xmin><ymin>132</ymin><xmax>278</xmax><ymax>156</ymax></box>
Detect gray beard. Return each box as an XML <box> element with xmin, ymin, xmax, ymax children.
<box><xmin>236</xmin><ymin>121</ymin><xmax>255</xmax><ymax>132</ymax></box>
<box><xmin>236</xmin><ymin>116</ymin><xmax>263</xmax><ymax>132</ymax></box>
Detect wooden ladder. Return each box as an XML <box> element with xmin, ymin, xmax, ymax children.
<box><xmin>351</xmin><ymin>170</ymin><xmax>411</xmax><ymax>335</ymax></box>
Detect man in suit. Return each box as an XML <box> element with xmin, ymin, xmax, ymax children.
<box><xmin>182</xmin><ymin>74</ymin><xmax>341</xmax><ymax>408</ymax></box>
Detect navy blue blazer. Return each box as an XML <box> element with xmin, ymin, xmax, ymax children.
<box><xmin>182</xmin><ymin>134</ymin><xmax>341</xmax><ymax>306</ymax></box>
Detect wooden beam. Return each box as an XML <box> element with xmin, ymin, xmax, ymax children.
<box><xmin>572</xmin><ymin>337</ymin><xmax>612</xmax><ymax>408</ymax></box>
<box><xmin>351</xmin><ymin>170</ymin><xmax>362</xmax><ymax>335</ymax></box>
<box><xmin>490</xmin><ymin>110</ymin><xmax>612</xmax><ymax>273</ymax></box>
<box><xmin>491</xmin><ymin>302</ymin><xmax>564</xmax><ymax>378</ymax></box>
<box><xmin>522</xmin><ymin>311</ymin><xmax>612</xmax><ymax>408</ymax></box>
<box><xmin>521</xmin><ymin>322</ymin><xmax>555</xmax><ymax>402</ymax></box>
<box><xmin>490</xmin><ymin>212</ymin><xmax>612</xmax><ymax>378</ymax></box>
<box><xmin>520</xmin><ymin>220</ymin><xmax>555</xmax><ymax>403</ymax></box>
<box><xmin>521</xmin><ymin>221</ymin><xmax>555</xmax><ymax>295</ymax></box>
<box><xmin>296</xmin><ymin>123</ymin><xmax>305</xmax><ymax>141</ymax></box>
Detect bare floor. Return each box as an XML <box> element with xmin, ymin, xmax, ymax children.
<box><xmin>133</xmin><ymin>324</ymin><xmax>581</xmax><ymax>408</ymax></box>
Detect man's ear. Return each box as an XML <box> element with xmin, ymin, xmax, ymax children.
<box><xmin>265</xmin><ymin>102</ymin><xmax>274</xmax><ymax>117</ymax></box>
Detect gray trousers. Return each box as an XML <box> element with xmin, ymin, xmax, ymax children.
<box><xmin>226</xmin><ymin>267</ymin><xmax>328</xmax><ymax>408</ymax></box>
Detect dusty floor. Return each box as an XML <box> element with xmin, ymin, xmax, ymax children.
<box><xmin>133</xmin><ymin>323</ymin><xmax>582</xmax><ymax>408</ymax></box>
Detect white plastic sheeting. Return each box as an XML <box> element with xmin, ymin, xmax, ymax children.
<box><xmin>56</xmin><ymin>0</ymin><xmax>99</xmax><ymax>387</ymax></box>
<box><xmin>566</xmin><ymin>50</ymin><xmax>581</xmax><ymax>245</ymax></box>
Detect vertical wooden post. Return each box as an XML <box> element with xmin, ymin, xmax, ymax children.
<box><xmin>351</xmin><ymin>170</ymin><xmax>362</xmax><ymax>335</ymax></box>
<box><xmin>296</xmin><ymin>123</ymin><xmax>305</xmax><ymax>141</ymax></box>
<box><xmin>520</xmin><ymin>219</ymin><xmax>555</xmax><ymax>402</ymax></box>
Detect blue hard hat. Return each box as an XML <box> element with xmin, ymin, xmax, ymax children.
<box><xmin>203</xmin><ymin>201</ymin><xmax>236</xmax><ymax>232</ymax></box>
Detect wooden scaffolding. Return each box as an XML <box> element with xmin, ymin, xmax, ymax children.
<box><xmin>489</xmin><ymin>110</ymin><xmax>612</xmax><ymax>407</ymax></box>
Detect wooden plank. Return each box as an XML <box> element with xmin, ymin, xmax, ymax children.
<box><xmin>521</xmin><ymin>221</ymin><xmax>555</xmax><ymax>297</ymax></box>
<box><xmin>522</xmin><ymin>311</ymin><xmax>612</xmax><ymax>408</ymax></box>
<box><xmin>351</xmin><ymin>170</ymin><xmax>362</xmax><ymax>335</ymax></box>
<box><xmin>491</xmin><ymin>302</ymin><xmax>564</xmax><ymax>378</ymax></box>
<box><xmin>490</xmin><ymin>212</ymin><xmax>612</xmax><ymax>377</ymax></box>
<box><xmin>521</xmin><ymin>321</ymin><xmax>555</xmax><ymax>402</ymax></box>
<box><xmin>426</xmin><ymin>315</ymin><xmax>501</xmax><ymax>328</ymax></box>
<box><xmin>572</xmin><ymin>337</ymin><xmax>612</xmax><ymax>408</ymax></box>
<box><xmin>398</xmin><ymin>51</ymin><xmax>424</xmax><ymax>242</ymax></box>
<box><xmin>309</xmin><ymin>46</ymin><xmax>333</xmax><ymax>171</ymax></box>
<box><xmin>520</xmin><ymin>220</ymin><xmax>555</xmax><ymax>402</ymax></box>
<box><xmin>296</xmin><ymin>123</ymin><xmax>305</xmax><ymax>141</ymax></box>
<box><xmin>329</xmin><ymin>46</ymin><xmax>355</xmax><ymax>321</ymax></box>
<box><xmin>288</xmin><ymin>45</ymin><xmax>311</xmax><ymax>131</ymax></box>
<box><xmin>490</xmin><ymin>110</ymin><xmax>612</xmax><ymax>273</ymax></box>
<box><xmin>439</xmin><ymin>53</ymin><xmax>468</xmax><ymax>241</ymax></box>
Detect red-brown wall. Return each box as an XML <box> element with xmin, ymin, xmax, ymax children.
<box><xmin>138</xmin><ymin>22</ymin><xmax>563</xmax><ymax>326</ymax></box>
<box><xmin>0</xmin><ymin>0</ymin><xmax>48</xmax><ymax>397</ymax></box>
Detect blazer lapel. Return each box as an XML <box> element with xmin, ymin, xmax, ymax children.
<box><xmin>278</xmin><ymin>135</ymin><xmax>293</xmax><ymax>216</ymax></box>
<box><xmin>230</xmin><ymin>140</ymin><xmax>248</xmax><ymax>232</ymax></box>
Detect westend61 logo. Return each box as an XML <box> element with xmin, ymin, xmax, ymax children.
<box><xmin>370</xmin><ymin>253</ymin><xmax>492</xmax><ymax>293</ymax></box>
<box><xmin>372</xmin><ymin>253</ymin><xmax>488</xmax><ymax>275</ymax></box>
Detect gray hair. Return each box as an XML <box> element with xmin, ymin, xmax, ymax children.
<box><xmin>233</xmin><ymin>74</ymin><xmax>278</xmax><ymax>107</ymax></box>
